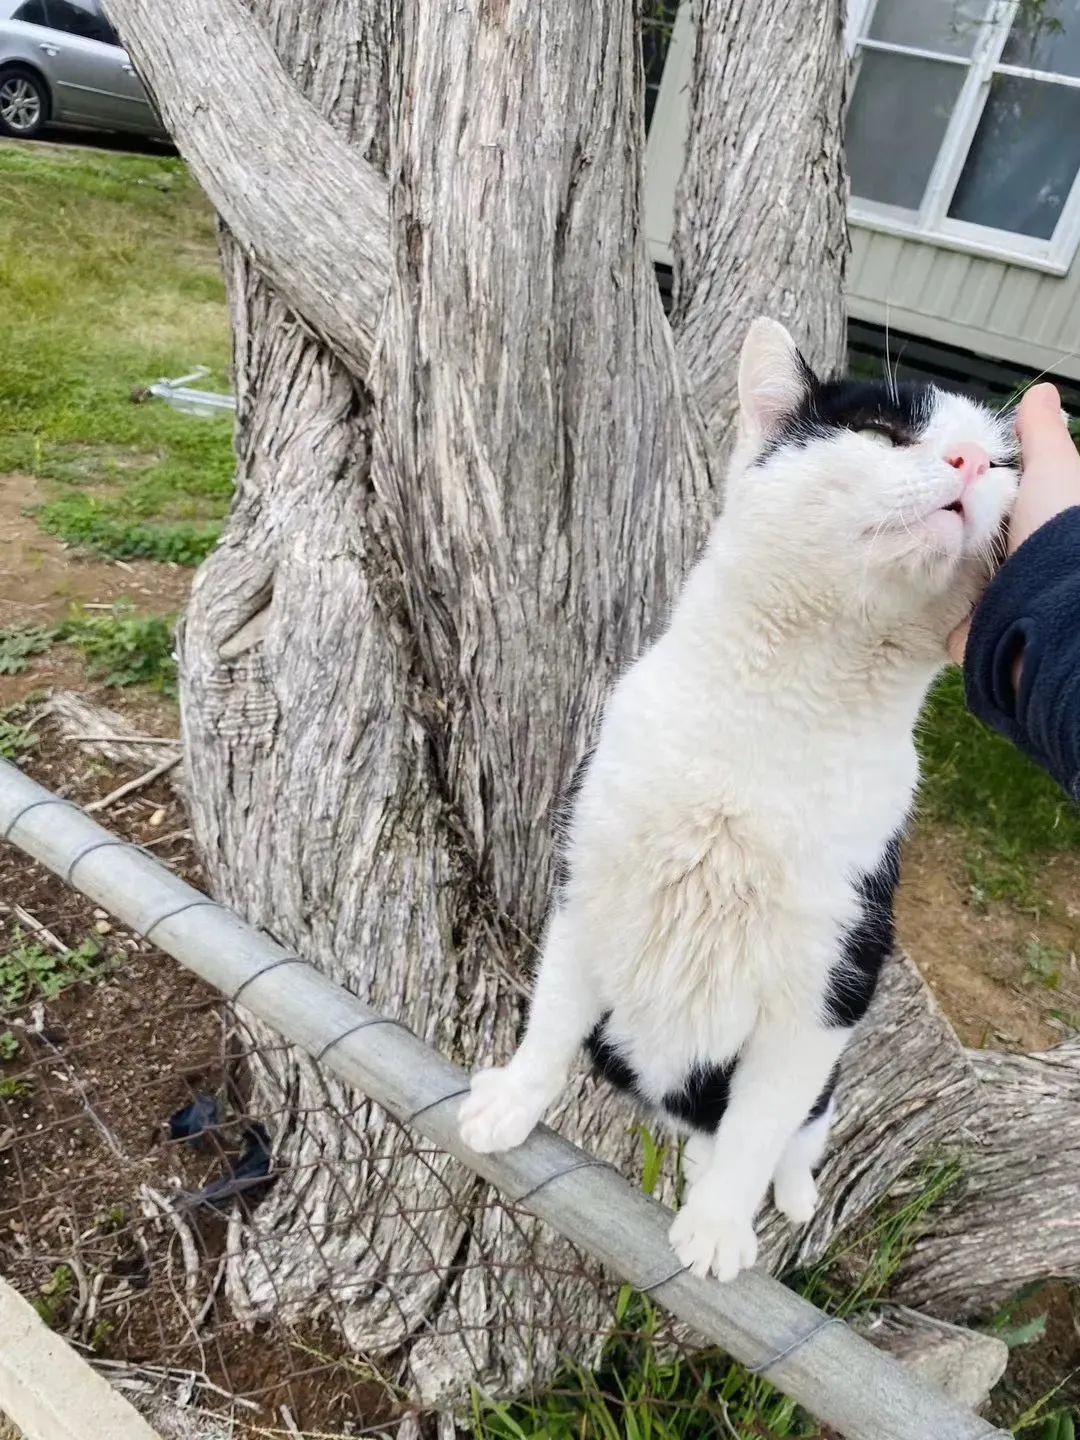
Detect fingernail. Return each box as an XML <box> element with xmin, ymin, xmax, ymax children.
<box><xmin>1030</xmin><ymin>382</ymin><xmax>1062</xmax><ymax>412</ymax></box>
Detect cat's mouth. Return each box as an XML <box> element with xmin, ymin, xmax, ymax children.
<box><xmin>940</xmin><ymin>499</ymin><xmax>964</xmax><ymax>517</ymax></box>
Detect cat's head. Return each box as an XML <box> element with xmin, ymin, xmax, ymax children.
<box><xmin>725</xmin><ymin>318</ymin><xmax>1018</xmax><ymax>624</ymax></box>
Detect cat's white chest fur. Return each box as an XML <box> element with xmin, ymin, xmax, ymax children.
<box><xmin>563</xmin><ymin>628</ymin><xmax>922</xmax><ymax>1107</ymax></box>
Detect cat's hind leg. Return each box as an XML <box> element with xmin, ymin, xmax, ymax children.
<box><xmin>669</xmin><ymin>1019</ymin><xmax>847</xmax><ymax>1281</ymax></box>
<box><xmin>459</xmin><ymin>903</ymin><xmax>600</xmax><ymax>1153</ymax></box>
<box><xmin>771</xmin><ymin>1093</ymin><xmax>835</xmax><ymax>1226</ymax></box>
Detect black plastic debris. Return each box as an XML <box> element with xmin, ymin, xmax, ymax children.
<box><xmin>182</xmin><ymin>1122</ymin><xmax>273</xmax><ymax>1211</ymax></box>
<box><xmin>166</xmin><ymin>1095</ymin><xmax>274</xmax><ymax>1211</ymax></box>
<box><xmin>169</xmin><ymin>1093</ymin><xmax>219</xmax><ymax>1148</ymax></box>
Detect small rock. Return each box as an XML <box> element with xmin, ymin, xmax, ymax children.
<box><xmin>148</xmin><ymin>808</ymin><xmax>167</xmax><ymax>828</ymax></box>
<box><xmin>93</xmin><ymin>908</ymin><xmax>107</xmax><ymax>919</ymax></box>
<box><xmin>94</xmin><ymin>919</ymin><xmax>112</xmax><ymax>935</ymax></box>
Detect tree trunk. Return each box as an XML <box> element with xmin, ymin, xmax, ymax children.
<box><xmin>104</xmin><ymin>0</ymin><xmax>1080</xmax><ymax>1410</ymax></box>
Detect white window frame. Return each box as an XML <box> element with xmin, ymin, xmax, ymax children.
<box><xmin>847</xmin><ymin>0</ymin><xmax>1080</xmax><ymax>274</ymax></box>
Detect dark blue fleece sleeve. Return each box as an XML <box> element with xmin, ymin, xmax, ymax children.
<box><xmin>963</xmin><ymin>506</ymin><xmax>1080</xmax><ymax>801</ymax></box>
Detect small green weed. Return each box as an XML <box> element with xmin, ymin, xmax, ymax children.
<box><xmin>33</xmin><ymin>1264</ymin><xmax>74</xmax><ymax>1328</ymax></box>
<box><xmin>0</xmin><ymin>1076</ymin><xmax>32</xmax><ymax>1100</ymax></box>
<box><xmin>1037</xmin><ymin>1413</ymin><xmax>1076</xmax><ymax>1440</ymax></box>
<box><xmin>96</xmin><ymin>1205</ymin><xmax>128</xmax><ymax>1233</ymax></box>
<box><xmin>66</xmin><ymin>610</ymin><xmax>177</xmax><ymax>694</ymax></box>
<box><xmin>36</xmin><ymin>495</ymin><xmax>221</xmax><ymax>567</ymax></box>
<box><xmin>473</xmin><ymin>1293</ymin><xmax>819</xmax><ymax>1439</ymax></box>
<box><xmin>0</xmin><ymin>927</ymin><xmax>117</xmax><ymax>1013</ymax></box>
<box><xmin>0</xmin><ymin>1030</ymin><xmax>19</xmax><ymax>1061</ymax></box>
<box><xmin>0</xmin><ymin>628</ymin><xmax>53</xmax><ymax>675</ymax></box>
<box><xmin>0</xmin><ymin>609</ymin><xmax>177</xmax><ymax>696</ymax></box>
<box><xmin>474</xmin><ymin>1142</ymin><xmax>967</xmax><ymax>1440</ymax></box>
<box><xmin>0</xmin><ymin>716</ymin><xmax>36</xmax><ymax>759</ymax></box>
<box><xmin>90</xmin><ymin>1319</ymin><xmax>115</xmax><ymax>1353</ymax></box>
<box><xmin>1013</xmin><ymin>1388</ymin><xmax>1078</xmax><ymax>1438</ymax></box>
<box><xmin>1024</xmin><ymin>939</ymin><xmax>1067</xmax><ymax>989</ymax></box>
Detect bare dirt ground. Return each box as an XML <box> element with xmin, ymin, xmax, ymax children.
<box><xmin>0</xmin><ymin>716</ymin><xmax>400</xmax><ymax>1437</ymax></box>
<box><xmin>899</xmin><ymin>828</ymin><xmax>1080</xmax><ymax>1053</ymax></box>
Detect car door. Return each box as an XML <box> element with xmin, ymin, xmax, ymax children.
<box><xmin>37</xmin><ymin>0</ymin><xmax>155</xmax><ymax>132</ymax></box>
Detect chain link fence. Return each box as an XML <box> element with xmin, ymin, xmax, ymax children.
<box><xmin>0</xmin><ymin>709</ymin><xmax>796</xmax><ymax>1440</ymax></box>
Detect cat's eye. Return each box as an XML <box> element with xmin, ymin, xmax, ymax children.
<box><xmin>854</xmin><ymin>426</ymin><xmax>896</xmax><ymax>448</ymax></box>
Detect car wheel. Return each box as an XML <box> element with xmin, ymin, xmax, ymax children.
<box><xmin>0</xmin><ymin>68</ymin><xmax>49</xmax><ymax>139</ymax></box>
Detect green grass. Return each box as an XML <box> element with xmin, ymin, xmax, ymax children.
<box><xmin>917</xmin><ymin>669</ymin><xmax>1080</xmax><ymax>907</ymax></box>
<box><xmin>0</xmin><ymin>142</ymin><xmax>233</xmax><ymax>563</ymax></box>
<box><xmin>0</xmin><ymin>607</ymin><xmax>177</xmax><ymax>696</ymax></box>
<box><xmin>470</xmin><ymin>1154</ymin><xmax>1075</xmax><ymax>1438</ymax></box>
<box><xmin>472</xmin><ymin>1154</ymin><xmax>962</xmax><ymax>1440</ymax></box>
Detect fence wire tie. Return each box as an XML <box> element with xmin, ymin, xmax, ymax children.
<box><xmin>403</xmin><ymin>1086</ymin><xmax>472</xmax><ymax>1127</ymax></box>
<box><xmin>314</xmin><ymin>1015</ymin><xmax>411</xmax><ymax>1063</ymax></box>
<box><xmin>65</xmin><ymin>838</ymin><xmax>136</xmax><ymax>885</ymax></box>
<box><xmin>2</xmin><ymin>796</ymin><xmax>79</xmax><ymax>842</ymax></box>
<box><xmin>512</xmin><ymin>1157</ymin><xmax>615</xmax><ymax>1207</ymax></box>
<box><xmin>638</xmin><ymin>1262</ymin><xmax>689</xmax><ymax>1295</ymax></box>
<box><xmin>745</xmin><ymin>1314</ymin><xmax>845</xmax><ymax>1376</ymax></box>
<box><xmin>140</xmin><ymin>897</ymin><xmax>223</xmax><ymax>942</ymax></box>
<box><xmin>230</xmin><ymin>955</ymin><xmax>312</xmax><ymax>1005</ymax></box>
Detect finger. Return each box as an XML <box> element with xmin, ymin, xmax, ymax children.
<box><xmin>1010</xmin><ymin>383</ymin><xmax>1080</xmax><ymax>553</ymax></box>
<box><xmin>947</xmin><ymin>616</ymin><xmax>970</xmax><ymax>666</ymax></box>
<box><xmin>1016</xmin><ymin>383</ymin><xmax>1076</xmax><ymax>471</ymax></box>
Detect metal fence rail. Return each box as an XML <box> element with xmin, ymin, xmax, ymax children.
<box><xmin>0</xmin><ymin>757</ymin><xmax>1006</xmax><ymax>1440</ymax></box>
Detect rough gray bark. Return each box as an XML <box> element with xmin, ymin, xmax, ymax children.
<box><xmin>105</xmin><ymin>0</ymin><xmax>388</xmax><ymax>377</ymax></box>
<box><xmin>854</xmin><ymin>1306</ymin><xmax>1009</xmax><ymax>1412</ymax></box>
<box><xmin>102</xmin><ymin>0</ymin><xmax>1080</xmax><ymax>1408</ymax></box>
<box><xmin>898</xmin><ymin>1037</ymin><xmax>1080</xmax><ymax>1314</ymax></box>
<box><xmin>673</xmin><ymin>0</ymin><xmax>849</xmax><ymax>431</ymax></box>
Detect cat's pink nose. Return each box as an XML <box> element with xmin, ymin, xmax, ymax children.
<box><xmin>945</xmin><ymin>442</ymin><xmax>990</xmax><ymax>488</ymax></box>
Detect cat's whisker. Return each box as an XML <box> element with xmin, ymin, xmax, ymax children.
<box><xmin>993</xmin><ymin>347</ymin><xmax>1080</xmax><ymax>418</ymax></box>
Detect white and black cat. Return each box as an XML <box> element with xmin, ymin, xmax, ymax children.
<box><xmin>458</xmin><ymin>318</ymin><xmax>1018</xmax><ymax>1282</ymax></box>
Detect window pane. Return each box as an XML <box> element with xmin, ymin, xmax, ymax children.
<box><xmin>867</xmin><ymin>0</ymin><xmax>994</xmax><ymax>58</ymax></box>
<box><xmin>1002</xmin><ymin>0</ymin><xmax>1080</xmax><ymax>79</ymax></box>
<box><xmin>847</xmin><ymin>50</ymin><xmax>967</xmax><ymax>211</ymax></box>
<box><xmin>12</xmin><ymin>0</ymin><xmax>49</xmax><ymax>21</ymax></box>
<box><xmin>48</xmin><ymin>0</ymin><xmax>114</xmax><ymax>42</ymax></box>
<box><xmin>948</xmin><ymin>74</ymin><xmax>1080</xmax><ymax>238</ymax></box>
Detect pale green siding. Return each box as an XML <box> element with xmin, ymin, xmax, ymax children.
<box><xmin>848</xmin><ymin>224</ymin><xmax>1080</xmax><ymax>382</ymax></box>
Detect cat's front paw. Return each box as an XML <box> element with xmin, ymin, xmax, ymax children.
<box><xmin>668</xmin><ymin>1192</ymin><xmax>758</xmax><ymax>1282</ymax></box>
<box><xmin>458</xmin><ymin>1067</ymin><xmax>547</xmax><ymax>1153</ymax></box>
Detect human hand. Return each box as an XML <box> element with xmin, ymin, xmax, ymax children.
<box><xmin>948</xmin><ymin>383</ymin><xmax>1080</xmax><ymax>663</ymax></box>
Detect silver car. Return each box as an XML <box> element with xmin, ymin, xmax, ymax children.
<box><xmin>0</xmin><ymin>0</ymin><xmax>165</xmax><ymax>140</ymax></box>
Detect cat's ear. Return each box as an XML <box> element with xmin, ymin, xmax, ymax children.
<box><xmin>737</xmin><ymin>318</ymin><xmax>814</xmax><ymax>443</ymax></box>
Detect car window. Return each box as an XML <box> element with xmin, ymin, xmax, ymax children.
<box><xmin>46</xmin><ymin>0</ymin><xmax>121</xmax><ymax>45</ymax></box>
<box><xmin>10</xmin><ymin>0</ymin><xmax>50</xmax><ymax>23</ymax></box>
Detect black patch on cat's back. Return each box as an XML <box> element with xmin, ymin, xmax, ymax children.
<box><xmin>661</xmin><ymin>1059</ymin><xmax>738</xmax><ymax>1133</ymax></box>
<box><xmin>760</xmin><ymin>375</ymin><xmax>935</xmax><ymax>463</ymax></box>
<box><xmin>806</xmin><ymin>1062</ymin><xmax>840</xmax><ymax>1123</ymax></box>
<box><xmin>824</xmin><ymin>831</ymin><xmax>904</xmax><ymax>1029</ymax></box>
<box><xmin>585</xmin><ymin>1015</ymin><xmax>640</xmax><ymax>1096</ymax></box>
<box><xmin>552</xmin><ymin>746</ymin><xmax>594</xmax><ymax>892</ymax></box>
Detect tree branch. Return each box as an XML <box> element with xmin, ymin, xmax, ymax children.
<box><xmin>672</xmin><ymin>0</ymin><xmax>849</xmax><ymax>433</ymax></box>
<box><xmin>897</xmin><ymin>1037</ymin><xmax>1080</xmax><ymax>1314</ymax></box>
<box><xmin>104</xmin><ymin>0</ymin><xmax>390</xmax><ymax>380</ymax></box>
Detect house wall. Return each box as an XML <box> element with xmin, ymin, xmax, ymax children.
<box><xmin>847</xmin><ymin>228</ymin><xmax>1080</xmax><ymax>383</ymax></box>
<box><xmin>643</xmin><ymin>6</ymin><xmax>1080</xmax><ymax>383</ymax></box>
